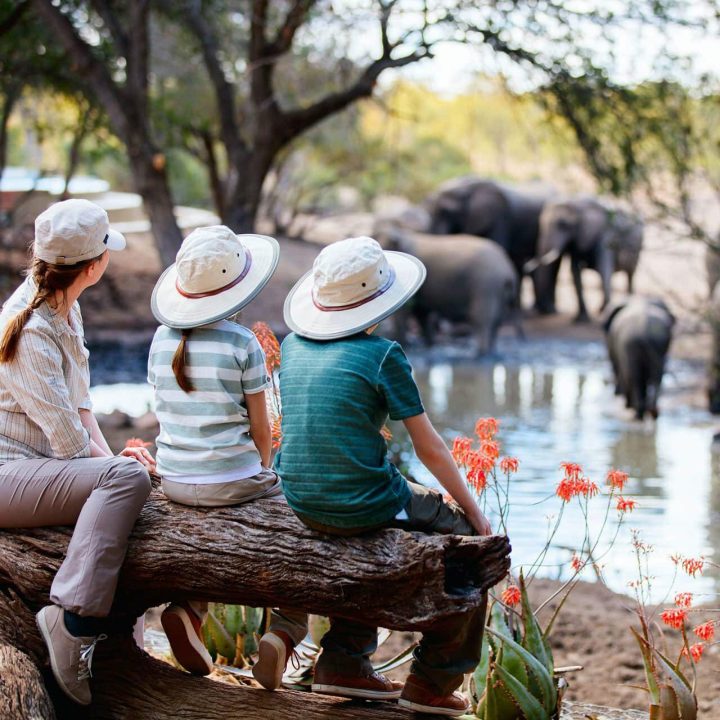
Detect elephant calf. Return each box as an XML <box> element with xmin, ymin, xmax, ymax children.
<box><xmin>378</xmin><ymin>229</ymin><xmax>520</xmax><ymax>355</ymax></box>
<box><xmin>603</xmin><ymin>298</ymin><xmax>675</xmax><ymax>420</ymax></box>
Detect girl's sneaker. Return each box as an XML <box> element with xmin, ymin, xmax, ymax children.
<box><xmin>161</xmin><ymin>601</ymin><xmax>213</xmax><ymax>675</ymax></box>
<box><xmin>252</xmin><ymin>630</ymin><xmax>295</xmax><ymax>690</ymax></box>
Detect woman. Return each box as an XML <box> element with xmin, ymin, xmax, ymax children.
<box><xmin>0</xmin><ymin>199</ymin><xmax>155</xmax><ymax>706</ymax></box>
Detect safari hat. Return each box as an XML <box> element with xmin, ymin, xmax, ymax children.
<box><xmin>151</xmin><ymin>225</ymin><xmax>279</xmax><ymax>329</ymax></box>
<box><xmin>34</xmin><ymin>198</ymin><xmax>126</xmax><ymax>265</ymax></box>
<box><xmin>284</xmin><ymin>236</ymin><xmax>425</xmax><ymax>340</ymax></box>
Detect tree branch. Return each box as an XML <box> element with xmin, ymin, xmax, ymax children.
<box><xmin>164</xmin><ymin>0</ymin><xmax>248</xmax><ymax>169</ymax></box>
<box><xmin>279</xmin><ymin>48</ymin><xmax>431</xmax><ymax>145</ymax></box>
<box><xmin>30</xmin><ymin>0</ymin><xmax>130</xmax><ymax>142</ymax></box>
<box><xmin>267</xmin><ymin>0</ymin><xmax>316</xmax><ymax>55</ymax></box>
<box><xmin>126</xmin><ymin>0</ymin><xmax>150</xmax><ymax>116</ymax></box>
<box><xmin>87</xmin><ymin>0</ymin><xmax>129</xmax><ymax>57</ymax></box>
<box><xmin>0</xmin><ymin>0</ymin><xmax>30</xmax><ymax>37</ymax></box>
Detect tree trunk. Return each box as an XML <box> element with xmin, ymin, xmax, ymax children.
<box><xmin>124</xmin><ymin>136</ymin><xmax>184</xmax><ymax>267</ymax></box>
<box><xmin>0</xmin><ymin>491</ymin><xmax>511</xmax><ymax>719</ymax></box>
<box><xmin>221</xmin><ymin>147</ymin><xmax>277</xmax><ymax>233</ymax></box>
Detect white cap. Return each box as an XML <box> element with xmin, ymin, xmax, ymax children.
<box><xmin>34</xmin><ymin>199</ymin><xmax>125</xmax><ymax>265</ymax></box>
<box><xmin>151</xmin><ymin>225</ymin><xmax>279</xmax><ymax>329</ymax></box>
<box><xmin>284</xmin><ymin>236</ymin><xmax>426</xmax><ymax>340</ymax></box>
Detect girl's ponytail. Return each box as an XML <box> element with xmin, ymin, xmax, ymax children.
<box><xmin>171</xmin><ymin>329</ymin><xmax>195</xmax><ymax>392</ymax></box>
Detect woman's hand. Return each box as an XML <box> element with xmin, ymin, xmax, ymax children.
<box><xmin>118</xmin><ymin>446</ymin><xmax>156</xmax><ymax>470</ymax></box>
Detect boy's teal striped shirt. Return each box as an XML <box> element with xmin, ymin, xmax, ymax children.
<box><xmin>147</xmin><ymin>321</ymin><xmax>270</xmax><ymax>476</ymax></box>
<box><xmin>275</xmin><ymin>332</ymin><xmax>424</xmax><ymax>529</ymax></box>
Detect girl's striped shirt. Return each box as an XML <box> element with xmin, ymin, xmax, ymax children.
<box><xmin>147</xmin><ymin>320</ymin><xmax>270</xmax><ymax>478</ymax></box>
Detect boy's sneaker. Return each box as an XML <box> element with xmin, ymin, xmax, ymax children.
<box><xmin>398</xmin><ymin>673</ymin><xmax>470</xmax><ymax>716</ymax></box>
<box><xmin>252</xmin><ymin>630</ymin><xmax>295</xmax><ymax>690</ymax></box>
<box><xmin>36</xmin><ymin>604</ymin><xmax>106</xmax><ymax>706</ymax></box>
<box><xmin>312</xmin><ymin>665</ymin><xmax>402</xmax><ymax>700</ymax></box>
<box><xmin>161</xmin><ymin>601</ymin><xmax>213</xmax><ymax>676</ymax></box>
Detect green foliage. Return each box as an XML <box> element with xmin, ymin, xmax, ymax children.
<box><xmin>474</xmin><ymin>579</ymin><xmax>559</xmax><ymax>720</ymax></box>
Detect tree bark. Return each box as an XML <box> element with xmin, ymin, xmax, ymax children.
<box><xmin>0</xmin><ymin>491</ymin><xmax>511</xmax><ymax>719</ymax></box>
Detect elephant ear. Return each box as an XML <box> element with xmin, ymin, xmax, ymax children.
<box><xmin>601</xmin><ymin>300</ymin><xmax>626</xmax><ymax>333</ymax></box>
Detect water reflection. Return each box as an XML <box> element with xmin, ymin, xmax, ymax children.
<box><xmin>400</xmin><ymin>342</ymin><xmax>718</xmax><ymax>600</ymax></box>
<box><xmin>87</xmin><ymin>337</ymin><xmax>719</xmax><ymax>601</ymax></box>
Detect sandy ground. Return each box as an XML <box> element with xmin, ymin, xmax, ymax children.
<box><xmin>4</xmin><ymin>211</ymin><xmax>717</xmax><ymax>715</ymax></box>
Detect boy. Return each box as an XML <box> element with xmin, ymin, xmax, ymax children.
<box><xmin>265</xmin><ymin>236</ymin><xmax>491</xmax><ymax>717</ymax></box>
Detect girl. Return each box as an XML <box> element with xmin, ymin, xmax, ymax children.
<box><xmin>147</xmin><ymin>225</ymin><xmax>306</xmax><ymax>686</ymax></box>
<box><xmin>0</xmin><ymin>199</ymin><xmax>155</xmax><ymax>706</ymax></box>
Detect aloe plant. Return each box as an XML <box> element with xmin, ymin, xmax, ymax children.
<box><xmin>632</xmin><ymin>628</ymin><xmax>698</xmax><ymax>720</ymax></box>
<box><xmin>202</xmin><ymin>604</ymin><xmax>416</xmax><ymax>687</ymax></box>
<box><xmin>473</xmin><ymin>574</ymin><xmax>561</xmax><ymax>720</ymax></box>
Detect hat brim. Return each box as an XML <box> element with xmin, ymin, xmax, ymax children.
<box><xmin>151</xmin><ymin>234</ymin><xmax>279</xmax><ymax>329</ymax></box>
<box><xmin>106</xmin><ymin>228</ymin><xmax>126</xmax><ymax>252</ymax></box>
<box><xmin>284</xmin><ymin>251</ymin><xmax>426</xmax><ymax>340</ymax></box>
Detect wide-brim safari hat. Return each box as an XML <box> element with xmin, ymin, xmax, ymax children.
<box><xmin>152</xmin><ymin>225</ymin><xmax>279</xmax><ymax>329</ymax></box>
<box><xmin>284</xmin><ymin>235</ymin><xmax>426</xmax><ymax>340</ymax></box>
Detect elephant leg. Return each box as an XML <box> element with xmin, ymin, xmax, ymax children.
<box><xmin>626</xmin><ymin>343</ymin><xmax>647</xmax><ymax>420</ymax></box>
<box><xmin>417</xmin><ymin>308</ymin><xmax>436</xmax><ymax>347</ymax></box>
<box><xmin>608</xmin><ymin>345</ymin><xmax>622</xmax><ymax>395</ymax></box>
<box><xmin>627</xmin><ymin>270</ymin><xmax>634</xmax><ymax>295</ymax></box>
<box><xmin>597</xmin><ymin>246</ymin><xmax>614</xmax><ymax>312</ymax></box>
<box><xmin>571</xmin><ymin>259</ymin><xmax>590</xmax><ymax>323</ymax></box>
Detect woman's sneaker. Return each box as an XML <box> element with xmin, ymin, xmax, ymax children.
<box><xmin>252</xmin><ymin>630</ymin><xmax>295</xmax><ymax>690</ymax></box>
<box><xmin>161</xmin><ymin>601</ymin><xmax>213</xmax><ymax>675</ymax></box>
<box><xmin>398</xmin><ymin>674</ymin><xmax>470</xmax><ymax>716</ymax></box>
<box><xmin>311</xmin><ymin>665</ymin><xmax>402</xmax><ymax>700</ymax></box>
<box><xmin>36</xmin><ymin>604</ymin><xmax>105</xmax><ymax>706</ymax></box>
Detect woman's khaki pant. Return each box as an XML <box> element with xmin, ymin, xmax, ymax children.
<box><xmin>0</xmin><ymin>456</ymin><xmax>151</xmax><ymax>617</ymax></box>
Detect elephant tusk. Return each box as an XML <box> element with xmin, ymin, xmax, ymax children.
<box><xmin>525</xmin><ymin>248</ymin><xmax>562</xmax><ymax>274</ymax></box>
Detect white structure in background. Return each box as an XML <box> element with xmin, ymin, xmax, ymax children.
<box><xmin>0</xmin><ymin>166</ymin><xmax>219</xmax><ymax>244</ymax></box>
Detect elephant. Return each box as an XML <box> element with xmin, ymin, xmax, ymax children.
<box><xmin>527</xmin><ymin>197</ymin><xmax>644</xmax><ymax>322</ymax></box>
<box><xmin>602</xmin><ymin>298</ymin><xmax>675</xmax><ymax>420</ymax></box>
<box><xmin>424</xmin><ymin>177</ymin><xmax>557</xmax><ymax>313</ymax></box>
<box><xmin>377</xmin><ymin>227</ymin><xmax>520</xmax><ymax>355</ymax></box>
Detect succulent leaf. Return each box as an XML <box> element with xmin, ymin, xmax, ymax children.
<box><xmin>494</xmin><ymin>663</ymin><xmax>550</xmax><ymax>720</ymax></box>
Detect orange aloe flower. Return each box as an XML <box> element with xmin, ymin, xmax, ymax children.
<box><xmin>674</xmin><ymin>592</ymin><xmax>693</xmax><ymax>608</ymax></box>
<box><xmin>616</xmin><ymin>497</ymin><xmax>637</xmax><ymax>513</ymax></box>
<box><xmin>480</xmin><ymin>440</ymin><xmax>500</xmax><ymax>461</ymax></box>
<box><xmin>682</xmin><ymin>643</ymin><xmax>706</xmax><ymax>662</ymax></box>
<box><xmin>475</xmin><ymin>417</ymin><xmax>499</xmax><ymax>440</ymax></box>
<box><xmin>682</xmin><ymin>557</ymin><xmax>705</xmax><ymax>577</ymax></box>
<box><xmin>467</xmin><ymin>467</ymin><xmax>487</xmax><ymax>493</ymax></box>
<box><xmin>693</xmin><ymin>621</ymin><xmax>715</xmax><ymax>642</ymax></box>
<box><xmin>560</xmin><ymin>462</ymin><xmax>583</xmax><ymax>481</ymax></box>
<box><xmin>556</xmin><ymin>477</ymin><xmax>576</xmax><ymax>502</ymax></box>
<box><xmin>467</xmin><ymin>450</ymin><xmax>495</xmax><ymax>474</ymax></box>
<box><xmin>571</xmin><ymin>553</ymin><xmax>583</xmax><ymax>572</ymax></box>
<box><xmin>607</xmin><ymin>469</ymin><xmax>629</xmax><ymax>491</ymax></box>
<box><xmin>251</xmin><ymin>321</ymin><xmax>281</xmax><ymax>374</ymax></box>
<box><xmin>660</xmin><ymin>608</ymin><xmax>688</xmax><ymax>630</ymax></box>
<box><xmin>452</xmin><ymin>437</ymin><xmax>473</xmax><ymax>464</ymax></box>
<box><xmin>499</xmin><ymin>457</ymin><xmax>519</xmax><ymax>474</ymax></box>
<box><xmin>125</xmin><ymin>437</ymin><xmax>152</xmax><ymax>448</ymax></box>
<box><xmin>501</xmin><ymin>585</ymin><xmax>521</xmax><ymax>607</ymax></box>
<box><xmin>576</xmin><ymin>477</ymin><xmax>599</xmax><ymax>498</ymax></box>
<box><xmin>271</xmin><ymin>415</ymin><xmax>282</xmax><ymax>450</ymax></box>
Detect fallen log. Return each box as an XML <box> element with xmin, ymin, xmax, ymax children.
<box><xmin>0</xmin><ymin>491</ymin><xmax>511</xmax><ymax>719</ymax></box>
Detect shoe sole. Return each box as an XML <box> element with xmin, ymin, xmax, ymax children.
<box><xmin>36</xmin><ymin>607</ymin><xmax>91</xmax><ymax>706</ymax></box>
<box><xmin>311</xmin><ymin>683</ymin><xmax>402</xmax><ymax>701</ymax></box>
<box><xmin>398</xmin><ymin>698</ymin><xmax>469</xmax><ymax>716</ymax></box>
<box><xmin>252</xmin><ymin>634</ymin><xmax>286</xmax><ymax>690</ymax></box>
<box><xmin>161</xmin><ymin>607</ymin><xmax>213</xmax><ymax>676</ymax></box>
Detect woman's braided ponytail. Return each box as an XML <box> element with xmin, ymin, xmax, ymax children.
<box><xmin>0</xmin><ymin>255</ymin><xmax>100</xmax><ymax>363</ymax></box>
